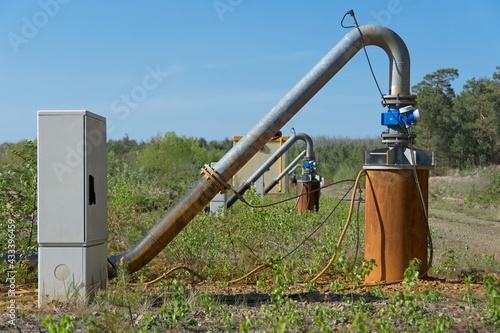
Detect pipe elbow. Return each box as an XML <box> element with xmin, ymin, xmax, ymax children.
<box><xmin>294</xmin><ymin>132</ymin><xmax>315</xmax><ymax>160</ymax></box>
<box><xmin>348</xmin><ymin>25</ymin><xmax>411</xmax><ymax>96</ymax></box>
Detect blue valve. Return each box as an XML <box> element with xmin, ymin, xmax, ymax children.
<box><xmin>303</xmin><ymin>160</ymin><xmax>316</xmax><ymax>170</ymax></box>
<box><xmin>381</xmin><ymin>106</ymin><xmax>421</xmax><ymax>129</ymax></box>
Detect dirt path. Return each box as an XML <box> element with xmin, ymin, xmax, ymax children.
<box><xmin>429</xmin><ymin>208</ymin><xmax>499</xmax><ymax>258</ymax></box>
<box><xmin>428</xmin><ymin>208</ymin><xmax>500</xmax><ymax>274</ymax></box>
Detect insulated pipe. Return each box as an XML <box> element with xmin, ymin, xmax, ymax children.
<box><xmin>107</xmin><ymin>25</ymin><xmax>411</xmax><ymax>277</ymax></box>
<box><xmin>264</xmin><ymin>150</ymin><xmax>307</xmax><ymax>194</ymax></box>
<box><xmin>225</xmin><ymin>133</ymin><xmax>314</xmax><ymax>209</ymax></box>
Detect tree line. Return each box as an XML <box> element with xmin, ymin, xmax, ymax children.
<box><xmin>1</xmin><ymin>67</ymin><xmax>499</xmax><ymax>211</ymax></box>
<box><xmin>412</xmin><ymin>67</ymin><xmax>500</xmax><ymax>171</ymax></box>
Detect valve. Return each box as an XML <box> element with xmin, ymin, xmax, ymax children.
<box><xmin>303</xmin><ymin>160</ymin><xmax>316</xmax><ymax>174</ymax></box>
<box><xmin>381</xmin><ymin>105</ymin><xmax>421</xmax><ymax>129</ymax></box>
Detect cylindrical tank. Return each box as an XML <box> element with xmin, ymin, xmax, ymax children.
<box><xmin>364</xmin><ymin>169</ymin><xmax>429</xmax><ymax>283</ymax></box>
<box><xmin>297</xmin><ymin>180</ymin><xmax>320</xmax><ymax>213</ymax></box>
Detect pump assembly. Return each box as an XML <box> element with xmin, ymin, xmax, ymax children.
<box><xmin>36</xmin><ymin>22</ymin><xmax>434</xmax><ymax>304</ymax></box>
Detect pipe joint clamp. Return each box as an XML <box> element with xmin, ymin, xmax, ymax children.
<box><xmin>200</xmin><ymin>164</ymin><xmax>230</xmax><ymax>194</ymax></box>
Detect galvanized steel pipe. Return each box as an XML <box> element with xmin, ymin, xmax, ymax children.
<box><xmin>265</xmin><ymin>150</ymin><xmax>307</xmax><ymax>194</ymax></box>
<box><xmin>226</xmin><ymin>133</ymin><xmax>314</xmax><ymax>209</ymax></box>
<box><xmin>108</xmin><ymin>25</ymin><xmax>411</xmax><ymax>276</ymax></box>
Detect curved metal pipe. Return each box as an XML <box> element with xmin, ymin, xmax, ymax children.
<box><xmin>264</xmin><ymin>150</ymin><xmax>306</xmax><ymax>194</ymax></box>
<box><xmin>226</xmin><ymin>133</ymin><xmax>313</xmax><ymax>209</ymax></box>
<box><xmin>108</xmin><ymin>25</ymin><xmax>411</xmax><ymax>277</ymax></box>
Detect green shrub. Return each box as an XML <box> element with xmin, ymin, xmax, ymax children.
<box><xmin>0</xmin><ymin>140</ymin><xmax>37</xmax><ymax>254</ymax></box>
<box><xmin>466</xmin><ymin>169</ymin><xmax>500</xmax><ymax>207</ymax></box>
<box><xmin>43</xmin><ymin>314</ymin><xmax>77</xmax><ymax>333</ymax></box>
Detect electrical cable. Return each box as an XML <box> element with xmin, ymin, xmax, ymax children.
<box><xmin>340</xmin><ymin>11</ymin><xmax>355</xmax><ymax>29</ymax></box>
<box><xmin>409</xmin><ymin>128</ymin><xmax>434</xmax><ymax>272</ymax></box>
<box><xmin>281</xmin><ymin>183</ymin><xmax>355</xmax><ymax>262</ymax></box>
<box><xmin>233</xmin><ymin>178</ymin><xmax>355</xmax><ymax>209</ymax></box>
<box><xmin>311</xmin><ymin>170</ymin><xmax>366</xmax><ymax>281</ymax></box>
<box><xmin>129</xmin><ymin>266</ymin><xmax>204</xmax><ymax>286</ymax></box>
<box><xmin>343</xmin><ymin>10</ymin><xmax>434</xmax><ymax>282</ymax></box>
<box><xmin>229</xmin><ymin>182</ymin><xmax>356</xmax><ymax>284</ymax></box>
<box><xmin>342</xmin><ymin>10</ymin><xmax>386</xmax><ymax>103</ymax></box>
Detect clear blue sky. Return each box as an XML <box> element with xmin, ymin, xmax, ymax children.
<box><xmin>1</xmin><ymin>1</ymin><xmax>499</xmax><ymax>144</ymax></box>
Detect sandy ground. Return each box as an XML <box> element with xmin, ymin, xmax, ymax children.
<box><xmin>430</xmin><ymin>208</ymin><xmax>500</xmax><ymax>263</ymax></box>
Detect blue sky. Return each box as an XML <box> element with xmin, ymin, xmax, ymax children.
<box><xmin>1</xmin><ymin>1</ymin><xmax>499</xmax><ymax>144</ymax></box>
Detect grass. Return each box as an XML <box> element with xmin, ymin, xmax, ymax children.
<box><xmin>429</xmin><ymin>165</ymin><xmax>500</xmax><ymax>221</ymax></box>
<box><xmin>2</xmin><ymin>150</ymin><xmax>500</xmax><ymax>331</ymax></box>
<box><xmin>121</xmin><ymin>186</ymin><xmax>362</xmax><ymax>284</ymax></box>
<box><xmin>5</xmin><ymin>186</ymin><xmax>500</xmax><ymax>332</ymax></box>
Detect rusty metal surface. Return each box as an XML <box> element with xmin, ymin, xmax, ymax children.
<box><xmin>297</xmin><ymin>181</ymin><xmax>320</xmax><ymax>213</ymax></box>
<box><xmin>108</xmin><ymin>25</ymin><xmax>412</xmax><ymax>277</ymax></box>
<box><xmin>107</xmin><ymin>176</ymin><xmax>220</xmax><ymax>276</ymax></box>
<box><xmin>364</xmin><ymin>169</ymin><xmax>429</xmax><ymax>283</ymax></box>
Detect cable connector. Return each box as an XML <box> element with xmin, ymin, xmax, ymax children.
<box><xmin>348</xmin><ymin>10</ymin><xmax>359</xmax><ymax>28</ymax></box>
<box><xmin>341</xmin><ymin>9</ymin><xmax>358</xmax><ymax>29</ymax></box>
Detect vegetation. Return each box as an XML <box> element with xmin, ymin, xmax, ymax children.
<box><xmin>0</xmin><ymin>140</ymin><xmax>37</xmax><ymax>255</ymax></box>
<box><xmin>412</xmin><ymin>67</ymin><xmax>500</xmax><ymax>171</ymax></box>
<box><xmin>1</xmin><ymin>67</ymin><xmax>500</xmax><ymax>331</ymax></box>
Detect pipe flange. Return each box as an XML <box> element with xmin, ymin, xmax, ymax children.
<box><xmin>382</xmin><ymin>94</ymin><xmax>416</xmax><ymax>108</ymax></box>
<box><xmin>200</xmin><ymin>164</ymin><xmax>230</xmax><ymax>194</ymax></box>
<box><xmin>381</xmin><ymin>132</ymin><xmax>415</xmax><ymax>145</ymax></box>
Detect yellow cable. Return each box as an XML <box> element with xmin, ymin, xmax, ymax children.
<box><xmin>228</xmin><ymin>263</ymin><xmax>273</xmax><ymax>284</ymax></box>
<box><xmin>130</xmin><ymin>266</ymin><xmax>204</xmax><ymax>286</ymax></box>
<box><xmin>229</xmin><ymin>173</ymin><xmax>365</xmax><ymax>285</ymax></box>
<box><xmin>311</xmin><ymin>170</ymin><xmax>366</xmax><ymax>282</ymax></box>
<box><xmin>135</xmin><ymin>175</ymin><xmax>364</xmax><ymax>287</ymax></box>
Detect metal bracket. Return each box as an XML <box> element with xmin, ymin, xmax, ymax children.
<box><xmin>363</xmin><ymin>146</ymin><xmax>434</xmax><ymax>170</ymax></box>
<box><xmin>200</xmin><ymin>164</ymin><xmax>230</xmax><ymax>194</ymax></box>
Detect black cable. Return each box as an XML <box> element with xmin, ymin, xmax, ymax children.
<box><xmin>341</xmin><ymin>11</ymin><xmax>355</xmax><ymax>29</ymax></box>
<box><xmin>342</xmin><ymin>10</ymin><xmax>386</xmax><ymax>103</ymax></box>
<box><xmin>344</xmin><ymin>9</ymin><xmax>434</xmax><ymax>276</ymax></box>
<box><xmin>279</xmin><ymin>183</ymin><xmax>355</xmax><ymax>262</ymax></box>
<box><xmin>234</xmin><ymin>178</ymin><xmax>354</xmax><ymax>209</ymax></box>
<box><xmin>408</xmin><ymin>128</ymin><xmax>434</xmax><ymax>271</ymax></box>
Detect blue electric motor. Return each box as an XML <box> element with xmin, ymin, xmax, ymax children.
<box><xmin>381</xmin><ymin>105</ymin><xmax>421</xmax><ymax>129</ymax></box>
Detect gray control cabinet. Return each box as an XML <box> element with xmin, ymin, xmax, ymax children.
<box><xmin>37</xmin><ymin>110</ymin><xmax>107</xmax><ymax>305</ymax></box>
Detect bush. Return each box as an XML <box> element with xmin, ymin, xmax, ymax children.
<box><xmin>466</xmin><ymin>168</ymin><xmax>500</xmax><ymax>207</ymax></box>
<box><xmin>0</xmin><ymin>140</ymin><xmax>37</xmax><ymax>254</ymax></box>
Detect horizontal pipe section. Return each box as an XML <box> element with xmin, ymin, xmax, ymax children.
<box><xmin>108</xmin><ymin>25</ymin><xmax>411</xmax><ymax>276</ymax></box>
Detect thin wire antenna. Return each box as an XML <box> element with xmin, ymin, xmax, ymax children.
<box><xmin>345</xmin><ymin>10</ymin><xmax>386</xmax><ymax>103</ymax></box>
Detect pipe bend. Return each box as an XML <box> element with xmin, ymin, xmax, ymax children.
<box><xmin>108</xmin><ymin>25</ymin><xmax>411</xmax><ymax>277</ymax></box>
<box><xmin>294</xmin><ymin>132</ymin><xmax>314</xmax><ymax>160</ymax></box>
<box><xmin>346</xmin><ymin>25</ymin><xmax>411</xmax><ymax>96</ymax></box>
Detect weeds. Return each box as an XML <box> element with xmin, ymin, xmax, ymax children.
<box><xmin>481</xmin><ymin>273</ymin><xmax>500</xmax><ymax>329</ymax></box>
<box><xmin>0</xmin><ymin>140</ymin><xmax>38</xmax><ymax>254</ymax></box>
<box><xmin>2</xmin><ymin>138</ymin><xmax>499</xmax><ymax>331</ymax></box>
<box><xmin>138</xmin><ymin>279</ymin><xmax>197</xmax><ymax>331</ymax></box>
<box><xmin>42</xmin><ymin>314</ymin><xmax>77</xmax><ymax>333</ymax></box>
